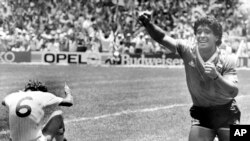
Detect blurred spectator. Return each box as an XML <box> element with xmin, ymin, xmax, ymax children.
<box><xmin>0</xmin><ymin>0</ymin><xmax>247</xmax><ymax>55</ymax></box>
<box><xmin>0</xmin><ymin>38</ymin><xmax>7</xmax><ymax>52</ymax></box>
<box><xmin>220</xmin><ymin>42</ymin><xmax>233</xmax><ymax>55</ymax></box>
<box><xmin>132</xmin><ymin>32</ymin><xmax>146</xmax><ymax>54</ymax></box>
<box><xmin>50</xmin><ymin>38</ymin><xmax>60</xmax><ymax>52</ymax></box>
<box><xmin>29</xmin><ymin>34</ymin><xmax>40</xmax><ymax>51</ymax></box>
<box><xmin>105</xmin><ymin>51</ymin><xmax>121</xmax><ymax>65</ymax></box>
<box><xmin>143</xmin><ymin>35</ymin><xmax>154</xmax><ymax>54</ymax></box>
<box><xmin>153</xmin><ymin>42</ymin><xmax>163</xmax><ymax>54</ymax></box>
<box><xmin>76</xmin><ymin>38</ymin><xmax>87</xmax><ymax>52</ymax></box>
<box><xmin>68</xmin><ymin>36</ymin><xmax>77</xmax><ymax>52</ymax></box>
<box><xmin>90</xmin><ymin>37</ymin><xmax>101</xmax><ymax>52</ymax></box>
<box><xmin>113</xmin><ymin>33</ymin><xmax>126</xmax><ymax>53</ymax></box>
<box><xmin>97</xmin><ymin>29</ymin><xmax>114</xmax><ymax>53</ymax></box>
<box><xmin>128</xmin><ymin>44</ymin><xmax>135</xmax><ymax>54</ymax></box>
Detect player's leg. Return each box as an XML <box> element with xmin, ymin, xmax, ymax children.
<box><xmin>216</xmin><ymin>117</ymin><xmax>240</xmax><ymax>141</ymax></box>
<box><xmin>216</xmin><ymin>128</ymin><xmax>229</xmax><ymax>141</ymax></box>
<box><xmin>216</xmin><ymin>116</ymin><xmax>239</xmax><ymax>141</ymax></box>
<box><xmin>188</xmin><ymin>125</ymin><xmax>216</xmax><ymax>141</ymax></box>
<box><xmin>189</xmin><ymin>106</ymin><xmax>216</xmax><ymax>141</ymax></box>
<box><xmin>216</xmin><ymin>100</ymin><xmax>241</xmax><ymax>141</ymax></box>
<box><xmin>42</xmin><ymin>110</ymin><xmax>66</xmax><ymax>141</ymax></box>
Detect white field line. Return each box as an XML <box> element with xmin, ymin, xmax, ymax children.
<box><xmin>65</xmin><ymin>104</ymin><xmax>189</xmax><ymax>124</ymax></box>
<box><xmin>0</xmin><ymin>104</ymin><xmax>189</xmax><ymax>135</ymax></box>
<box><xmin>1</xmin><ymin>95</ymin><xmax>249</xmax><ymax>135</ymax></box>
<box><xmin>65</xmin><ymin>94</ymin><xmax>250</xmax><ymax>124</ymax></box>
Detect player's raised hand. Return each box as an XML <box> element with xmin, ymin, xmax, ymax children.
<box><xmin>62</xmin><ymin>82</ymin><xmax>74</xmax><ymax>106</ymax></box>
<box><xmin>64</xmin><ymin>82</ymin><xmax>71</xmax><ymax>95</ymax></box>
<box><xmin>138</xmin><ymin>11</ymin><xmax>152</xmax><ymax>26</ymax></box>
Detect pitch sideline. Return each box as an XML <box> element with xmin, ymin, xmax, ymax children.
<box><xmin>65</xmin><ymin>103</ymin><xmax>190</xmax><ymax>124</ymax></box>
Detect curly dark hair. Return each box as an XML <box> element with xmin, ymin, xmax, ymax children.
<box><xmin>24</xmin><ymin>80</ymin><xmax>48</xmax><ymax>92</ymax></box>
<box><xmin>194</xmin><ymin>15</ymin><xmax>223</xmax><ymax>46</ymax></box>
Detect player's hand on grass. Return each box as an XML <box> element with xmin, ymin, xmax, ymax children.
<box><xmin>138</xmin><ymin>11</ymin><xmax>151</xmax><ymax>26</ymax></box>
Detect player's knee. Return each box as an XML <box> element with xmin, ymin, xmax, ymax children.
<box><xmin>189</xmin><ymin>125</ymin><xmax>216</xmax><ymax>141</ymax></box>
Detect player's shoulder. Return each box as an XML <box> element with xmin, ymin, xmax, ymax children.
<box><xmin>5</xmin><ymin>91</ymin><xmax>24</xmax><ymax>99</ymax></box>
<box><xmin>27</xmin><ymin>91</ymin><xmax>56</xmax><ymax>99</ymax></box>
<box><xmin>14</xmin><ymin>91</ymin><xmax>56</xmax><ymax>100</ymax></box>
<box><xmin>176</xmin><ymin>38</ymin><xmax>197</xmax><ymax>57</ymax></box>
<box><xmin>4</xmin><ymin>91</ymin><xmax>28</xmax><ymax>105</ymax></box>
<box><xmin>218</xmin><ymin>51</ymin><xmax>238</xmax><ymax>68</ymax></box>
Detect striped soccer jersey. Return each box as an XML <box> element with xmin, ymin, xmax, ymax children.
<box><xmin>3</xmin><ymin>91</ymin><xmax>63</xmax><ymax>141</ymax></box>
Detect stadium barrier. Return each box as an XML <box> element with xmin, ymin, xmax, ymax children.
<box><xmin>120</xmin><ymin>53</ymin><xmax>183</xmax><ymax>66</ymax></box>
<box><xmin>0</xmin><ymin>51</ymin><xmax>250</xmax><ymax>68</ymax></box>
<box><xmin>0</xmin><ymin>51</ymin><xmax>31</xmax><ymax>63</ymax></box>
<box><xmin>30</xmin><ymin>52</ymin><xmax>184</xmax><ymax>66</ymax></box>
<box><xmin>120</xmin><ymin>54</ymin><xmax>250</xmax><ymax>67</ymax></box>
<box><xmin>31</xmin><ymin>51</ymin><xmax>104</xmax><ymax>65</ymax></box>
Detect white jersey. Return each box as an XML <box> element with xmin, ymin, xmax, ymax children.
<box><xmin>3</xmin><ymin>91</ymin><xmax>63</xmax><ymax>141</ymax></box>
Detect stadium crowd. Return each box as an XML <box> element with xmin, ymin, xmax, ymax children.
<box><xmin>0</xmin><ymin>0</ymin><xmax>249</xmax><ymax>55</ymax></box>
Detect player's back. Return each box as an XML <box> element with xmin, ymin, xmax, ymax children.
<box><xmin>5</xmin><ymin>91</ymin><xmax>49</xmax><ymax>141</ymax></box>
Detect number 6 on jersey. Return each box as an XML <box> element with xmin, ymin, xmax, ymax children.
<box><xmin>15</xmin><ymin>96</ymin><xmax>33</xmax><ymax>118</ymax></box>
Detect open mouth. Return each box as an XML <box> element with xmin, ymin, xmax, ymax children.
<box><xmin>198</xmin><ymin>41</ymin><xmax>208</xmax><ymax>44</ymax></box>
<box><xmin>198</xmin><ymin>39</ymin><xmax>208</xmax><ymax>42</ymax></box>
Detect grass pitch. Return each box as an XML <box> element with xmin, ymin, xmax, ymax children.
<box><xmin>0</xmin><ymin>64</ymin><xmax>250</xmax><ymax>141</ymax></box>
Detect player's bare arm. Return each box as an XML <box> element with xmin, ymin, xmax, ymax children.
<box><xmin>59</xmin><ymin>82</ymin><xmax>73</xmax><ymax>107</ymax></box>
<box><xmin>204</xmin><ymin>62</ymin><xmax>238</xmax><ymax>97</ymax></box>
<box><xmin>138</xmin><ymin>12</ymin><xmax>178</xmax><ymax>53</ymax></box>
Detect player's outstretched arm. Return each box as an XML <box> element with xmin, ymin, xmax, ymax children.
<box><xmin>59</xmin><ymin>82</ymin><xmax>73</xmax><ymax>107</ymax></box>
<box><xmin>138</xmin><ymin>12</ymin><xmax>178</xmax><ymax>53</ymax></box>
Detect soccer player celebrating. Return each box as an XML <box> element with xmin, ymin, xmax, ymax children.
<box><xmin>2</xmin><ymin>80</ymin><xmax>73</xmax><ymax>141</ymax></box>
<box><xmin>138</xmin><ymin>14</ymin><xmax>241</xmax><ymax>141</ymax></box>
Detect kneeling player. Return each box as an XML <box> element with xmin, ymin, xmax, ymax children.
<box><xmin>2</xmin><ymin>80</ymin><xmax>73</xmax><ymax>141</ymax></box>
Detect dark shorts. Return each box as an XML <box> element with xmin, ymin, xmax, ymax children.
<box><xmin>42</xmin><ymin>114</ymin><xmax>65</xmax><ymax>136</ymax></box>
<box><xmin>189</xmin><ymin>100</ymin><xmax>241</xmax><ymax>129</ymax></box>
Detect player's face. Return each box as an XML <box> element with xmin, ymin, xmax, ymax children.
<box><xmin>196</xmin><ymin>25</ymin><xmax>217</xmax><ymax>50</ymax></box>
